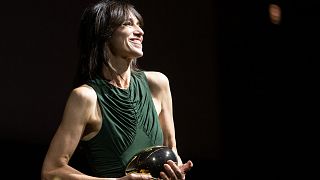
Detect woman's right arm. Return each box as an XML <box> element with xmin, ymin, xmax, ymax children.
<box><xmin>41</xmin><ymin>86</ymin><xmax>153</xmax><ymax>180</ymax></box>
<box><xmin>41</xmin><ymin>86</ymin><xmax>105</xmax><ymax>180</ymax></box>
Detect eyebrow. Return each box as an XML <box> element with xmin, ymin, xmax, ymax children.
<box><xmin>126</xmin><ymin>17</ymin><xmax>141</xmax><ymax>25</ymax></box>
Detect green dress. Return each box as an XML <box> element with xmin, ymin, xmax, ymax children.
<box><xmin>80</xmin><ymin>71</ymin><xmax>163</xmax><ymax>177</ymax></box>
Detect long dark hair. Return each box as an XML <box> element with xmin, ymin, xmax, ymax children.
<box><xmin>73</xmin><ymin>0</ymin><xmax>143</xmax><ymax>88</ymax></box>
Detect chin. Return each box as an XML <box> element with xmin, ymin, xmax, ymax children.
<box><xmin>126</xmin><ymin>52</ymin><xmax>143</xmax><ymax>59</ymax></box>
<box><xmin>136</xmin><ymin>52</ymin><xmax>143</xmax><ymax>58</ymax></box>
<box><xmin>125</xmin><ymin>46</ymin><xmax>143</xmax><ymax>58</ymax></box>
<box><xmin>132</xmin><ymin>50</ymin><xmax>143</xmax><ymax>58</ymax></box>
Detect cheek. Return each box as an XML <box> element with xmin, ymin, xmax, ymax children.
<box><xmin>112</xmin><ymin>29</ymin><xmax>129</xmax><ymax>40</ymax></box>
<box><xmin>110</xmin><ymin>32</ymin><xmax>129</xmax><ymax>46</ymax></box>
<box><xmin>108</xmin><ymin>38</ymin><xmax>129</xmax><ymax>55</ymax></box>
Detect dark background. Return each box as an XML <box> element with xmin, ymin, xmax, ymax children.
<box><xmin>0</xmin><ymin>0</ymin><xmax>318</xmax><ymax>179</ymax></box>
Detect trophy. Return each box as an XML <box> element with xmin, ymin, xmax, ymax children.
<box><xmin>125</xmin><ymin>146</ymin><xmax>178</xmax><ymax>178</ymax></box>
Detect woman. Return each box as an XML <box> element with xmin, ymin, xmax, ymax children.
<box><xmin>41</xmin><ymin>0</ymin><xmax>193</xmax><ymax>179</ymax></box>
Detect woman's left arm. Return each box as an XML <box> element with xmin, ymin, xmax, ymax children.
<box><xmin>145</xmin><ymin>71</ymin><xmax>193</xmax><ymax>179</ymax></box>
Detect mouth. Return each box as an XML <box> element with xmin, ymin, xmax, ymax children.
<box><xmin>129</xmin><ymin>37</ymin><xmax>143</xmax><ymax>46</ymax></box>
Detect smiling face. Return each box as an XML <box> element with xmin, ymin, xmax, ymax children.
<box><xmin>108</xmin><ymin>11</ymin><xmax>144</xmax><ymax>59</ymax></box>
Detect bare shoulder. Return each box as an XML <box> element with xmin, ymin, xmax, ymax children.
<box><xmin>63</xmin><ymin>84</ymin><xmax>99</xmax><ymax>128</ymax></box>
<box><xmin>68</xmin><ymin>85</ymin><xmax>97</xmax><ymax>106</ymax></box>
<box><xmin>144</xmin><ymin>71</ymin><xmax>170</xmax><ymax>91</ymax></box>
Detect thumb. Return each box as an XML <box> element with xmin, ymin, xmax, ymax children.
<box><xmin>181</xmin><ymin>160</ymin><xmax>193</xmax><ymax>173</ymax></box>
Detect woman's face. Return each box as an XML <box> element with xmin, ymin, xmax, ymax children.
<box><xmin>108</xmin><ymin>11</ymin><xmax>144</xmax><ymax>59</ymax></box>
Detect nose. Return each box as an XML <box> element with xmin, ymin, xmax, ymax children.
<box><xmin>134</xmin><ymin>25</ymin><xmax>144</xmax><ymax>37</ymax></box>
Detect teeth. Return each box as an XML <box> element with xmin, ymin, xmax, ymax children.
<box><xmin>131</xmin><ymin>39</ymin><xmax>141</xmax><ymax>44</ymax></box>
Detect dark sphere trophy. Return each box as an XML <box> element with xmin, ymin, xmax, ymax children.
<box><xmin>125</xmin><ymin>146</ymin><xmax>178</xmax><ymax>178</ymax></box>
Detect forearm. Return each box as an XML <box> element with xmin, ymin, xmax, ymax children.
<box><xmin>170</xmin><ymin>147</ymin><xmax>183</xmax><ymax>166</ymax></box>
<box><xmin>161</xmin><ymin>118</ymin><xmax>182</xmax><ymax>165</ymax></box>
<box><xmin>42</xmin><ymin>165</ymin><xmax>116</xmax><ymax>180</ymax></box>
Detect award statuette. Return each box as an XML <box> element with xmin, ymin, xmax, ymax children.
<box><xmin>125</xmin><ymin>146</ymin><xmax>178</xmax><ymax>178</ymax></box>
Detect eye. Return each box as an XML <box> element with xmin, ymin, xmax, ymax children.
<box><xmin>122</xmin><ymin>21</ymin><xmax>133</xmax><ymax>26</ymax></box>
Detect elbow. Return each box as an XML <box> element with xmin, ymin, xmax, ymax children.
<box><xmin>41</xmin><ymin>168</ymin><xmax>49</xmax><ymax>180</ymax></box>
<box><xmin>41</xmin><ymin>168</ymin><xmax>61</xmax><ymax>180</ymax></box>
<box><xmin>41</xmin><ymin>158</ymin><xmax>50</xmax><ymax>180</ymax></box>
<box><xmin>41</xmin><ymin>162</ymin><xmax>55</xmax><ymax>180</ymax></box>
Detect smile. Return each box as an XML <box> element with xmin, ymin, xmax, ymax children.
<box><xmin>129</xmin><ymin>37</ymin><xmax>143</xmax><ymax>45</ymax></box>
<box><xmin>129</xmin><ymin>41</ymin><xmax>142</xmax><ymax>49</ymax></box>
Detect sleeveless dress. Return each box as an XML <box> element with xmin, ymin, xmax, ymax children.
<box><xmin>80</xmin><ymin>71</ymin><xmax>163</xmax><ymax>178</ymax></box>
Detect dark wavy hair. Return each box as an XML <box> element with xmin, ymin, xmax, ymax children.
<box><xmin>73</xmin><ymin>0</ymin><xmax>143</xmax><ymax>87</ymax></box>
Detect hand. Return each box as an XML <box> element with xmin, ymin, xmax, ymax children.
<box><xmin>120</xmin><ymin>173</ymin><xmax>154</xmax><ymax>180</ymax></box>
<box><xmin>159</xmin><ymin>160</ymin><xmax>193</xmax><ymax>180</ymax></box>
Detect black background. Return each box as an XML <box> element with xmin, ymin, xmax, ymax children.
<box><xmin>0</xmin><ymin>0</ymin><xmax>318</xmax><ymax>179</ymax></box>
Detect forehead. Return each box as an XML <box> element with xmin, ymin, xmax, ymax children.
<box><xmin>127</xmin><ymin>11</ymin><xmax>139</xmax><ymax>22</ymax></box>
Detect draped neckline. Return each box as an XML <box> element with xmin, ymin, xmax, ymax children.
<box><xmin>98</xmin><ymin>73</ymin><xmax>133</xmax><ymax>92</ymax></box>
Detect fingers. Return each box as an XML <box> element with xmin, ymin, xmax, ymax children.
<box><xmin>160</xmin><ymin>160</ymin><xmax>186</xmax><ymax>180</ymax></box>
<box><xmin>160</xmin><ymin>171</ymin><xmax>170</xmax><ymax>180</ymax></box>
<box><xmin>159</xmin><ymin>160</ymin><xmax>194</xmax><ymax>180</ymax></box>
<box><xmin>126</xmin><ymin>173</ymin><xmax>153</xmax><ymax>180</ymax></box>
<box><xmin>168</xmin><ymin>161</ymin><xmax>185</xmax><ymax>179</ymax></box>
<box><xmin>165</xmin><ymin>163</ymin><xmax>180</xmax><ymax>180</ymax></box>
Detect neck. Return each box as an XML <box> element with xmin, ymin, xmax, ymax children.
<box><xmin>102</xmin><ymin>49</ymin><xmax>135</xmax><ymax>89</ymax></box>
<box><xmin>102</xmin><ymin>63</ymin><xmax>132</xmax><ymax>89</ymax></box>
